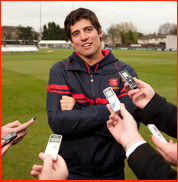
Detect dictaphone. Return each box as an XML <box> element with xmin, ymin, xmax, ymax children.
<box><xmin>103</xmin><ymin>87</ymin><xmax>121</xmax><ymax>112</ymax></box>
<box><xmin>44</xmin><ymin>134</ymin><xmax>62</xmax><ymax>161</ymax></box>
<box><xmin>119</xmin><ymin>70</ymin><xmax>138</xmax><ymax>89</ymax></box>
<box><xmin>147</xmin><ymin>124</ymin><xmax>167</xmax><ymax>144</ymax></box>
<box><xmin>1</xmin><ymin>131</ymin><xmax>17</xmax><ymax>146</ymax></box>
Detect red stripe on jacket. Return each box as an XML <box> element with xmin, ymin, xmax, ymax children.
<box><xmin>47</xmin><ymin>84</ymin><xmax>70</xmax><ymax>90</ymax></box>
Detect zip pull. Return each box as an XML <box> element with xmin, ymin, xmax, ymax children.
<box><xmin>90</xmin><ymin>75</ymin><xmax>94</xmax><ymax>82</ymax></box>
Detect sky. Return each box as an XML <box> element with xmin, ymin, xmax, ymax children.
<box><xmin>1</xmin><ymin>1</ymin><xmax>177</xmax><ymax>35</ymax></box>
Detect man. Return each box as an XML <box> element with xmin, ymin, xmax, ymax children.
<box><xmin>46</xmin><ymin>7</ymin><xmax>139</xmax><ymax>179</ymax></box>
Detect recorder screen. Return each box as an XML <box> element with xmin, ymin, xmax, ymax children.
<box><xmin>122</xmin><ymin>72</ymin><xmax>129</xmax><ymax>78</ymax></box>
<box><xmin>50</xmin><ymin>136</ymin><xmax>61</xmax><ymax>143</ymax></box>
<box><xmin>105</xmin><ymin>90</ymin><xmax>114</xmax><ymax>98</ymax></box>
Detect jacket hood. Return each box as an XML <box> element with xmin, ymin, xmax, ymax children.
<box><xmin>67</xmin><ymin>49</ymin><xmax>119</xmax><ymax>74</ymax></box>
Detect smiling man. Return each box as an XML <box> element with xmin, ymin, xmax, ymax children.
<box><xmin>46</xmin><ymin>7</ymin><xmax>140</xmax><ymax>180</ymax></box>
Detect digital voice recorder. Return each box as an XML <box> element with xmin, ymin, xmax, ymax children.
<box><xmin>103</xmin><ymin>87</ymin><xmax>121</xmax><ymax>112</ymax></box>
<box><xmin>119</xmin><ymin>70</ymin><xmax>138</xmax><ymax>89</ymax></box>
<box><xmin>1</xmin><ymin>131</ymin><xmax>17</xmax><ymax>146</ymax></box>
<box><xmin>147</xmin><ymin>124</ymin><xmax>167</xmax><ymax>144</ymax></box>
<box><xmin>44</xmin><ymin>134</ymin><xmax>62</xmax><ymax>161</ymax></box>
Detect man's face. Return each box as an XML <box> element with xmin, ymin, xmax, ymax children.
<box><xmin>70</xmin><ymin>19</ymin><xmax>102</xmax><ymax>59</ymax></box>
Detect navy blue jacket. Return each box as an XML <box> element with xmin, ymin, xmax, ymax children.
<box><xmin>46</xmin><ymin>49</ymin><xmax>140</xmax><ymax>177</ymax></box>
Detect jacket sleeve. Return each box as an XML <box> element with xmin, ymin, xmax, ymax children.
<box><xmin>46</xmin><ymin>66</ymin><xmax>110</xmax><ymax>135</ymax></box>
<box><xmin>134</xmin><ymin>93</ymin><xmax>177</xmax><ymax>138</ymax></box>
<box><xmin>128</xmin><ymin>143</ymin><xmax>177</xmax><ymax>180</ymax></box>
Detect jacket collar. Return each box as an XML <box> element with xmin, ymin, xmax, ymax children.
<box><xmin>66</xmin><ymin>49</ymin><xmax>119</xmax><ymax>74</ymax></box>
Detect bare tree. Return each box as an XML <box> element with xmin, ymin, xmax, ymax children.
<box><xmin>107</xmin><ymin>24</ymin><xmax>119</xmax><ymax>48</ymax></box>
<box><xmin>158</xmin><ymin>23</ymin><xmax>177</xmax><ymax>35</ymax></box>
<box><xmin>169</xmin><ymin>24</ymin><xmax>177</xmax><ymax>35</ymax></box>
<box><xmin>102</xmin><ymin>30</ymin><xmax>108</xmax><ymax>42</ymax></box>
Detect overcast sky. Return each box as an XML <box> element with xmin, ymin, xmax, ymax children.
<box><xmin>1</xmin><ymin>1</ymin><xmax>177</xmax><ymax>35</ymax></box>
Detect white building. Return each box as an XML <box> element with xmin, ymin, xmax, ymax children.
<box><xmin>166</xmin><ymin>35</ymin><xmax>177</xmax><ymax>49</ymax></box>
<box><xmin>138</xmin><ymin>34</ymin><xmax>166</xmax><ymax>46</ymax></box>
<box><xmin>38</xmin><ymin>40</ymin><xmax>72</xmax><ymax>48</ymax></box>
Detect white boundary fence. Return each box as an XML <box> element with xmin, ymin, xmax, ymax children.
<box><xmin>1</xmin><ymin>45</ymin><xmax>38</xmax><ymax>52</ymax></box>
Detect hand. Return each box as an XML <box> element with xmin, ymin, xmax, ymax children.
<box><xmin>124</xmin><ymin>77</ymin><xmax>155</xmax><ymax>109</ymax></box>
<box><xmin>31</xmin><ymin>152</ymin><xmax>69</xmax><ymax>180</ymax></box>
<box><xmin>60</xmin><ymin>95</ymin><xmax>76</xmax><ymax>111</ymax></box>
<box><xmin>1</xmin><ymin>119</ymin><xmax>34</xmax><ymax>145</ymax></box>
<box><xmin>1</xmin><ymin>140</ymin><xmax>12</xmax><ymax>158</ymax></box>
<box><xmin>106</xmin><ymin>103</ymin><xmax>143</xmax><ymax>151</ymax></box>
<box><xmin>151</xmin><ymin>135</ymin><xmax>177</xmax><ymax>166</ymax></box>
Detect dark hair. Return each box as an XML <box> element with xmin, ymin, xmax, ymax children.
<box><xmin>64</xmin><ymin>8</ymin><xmax>101</xmax><ymax>41</ymax></box>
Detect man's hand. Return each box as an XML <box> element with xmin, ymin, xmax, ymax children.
<box><xmin>1</xmin><ymin>119</ymin><xmax>34</xmax><ymax>145</ymax></box>
<box><xmin>124</xmin><ymin>77</ymin><xmax>155</xmax><ymax>109</ymax></box>
<box><xmin>151</xmin><ymin>135</ymin><xmax>177</xmax><ymax>166</ymax></box>
<box><xmin>31</xmin><ymin>152</ymin><xmax>69</xmax><ymax>180</ymax></box>
<box><xmin>1</xmin><ymin>140</ymin><xmax>12</xmax><ymax>158</ymax></box>
<box><xmin>106</xmin><ymin>103</ymin><xmax>143</xmax><ymax>151</ymax></box>
<box><xmin>60</xmin><ymin>95</ymin><xmax>76</xmax><ymax>111</ymax></box>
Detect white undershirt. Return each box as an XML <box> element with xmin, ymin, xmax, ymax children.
<box><xmin>126</xmin><ymin>141</ymin><xmax>147</xmax><ymax>158</ymax></box>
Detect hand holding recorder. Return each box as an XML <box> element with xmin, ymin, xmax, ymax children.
<box><xmin>1</xmin><ymin>118</ymin><xmax>35</xmax><ymax>157</ymax></box>
<box><xmin>124</xmin><ymin>77</ymin><xmax>155</xmax><ymax>109</ymax></box>
<box><xmin>106</xmin><ymin>103</ymin><xmax>144</xmax><ymax>151</ymax></box>
<box><xmin>151</xmin><ymin>135</ymin><xmax>177</xmax><ymax>166</ymax></box>
<box><xmin>31</xmin><ymin>152</ymin><xmax>69</xmax><ymax>180</ymax></box>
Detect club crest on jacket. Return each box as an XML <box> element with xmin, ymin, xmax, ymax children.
<box><xmin>109</xmin><ymin>78</ymin><xmax>119</xmax><ymax>90</ymax></box>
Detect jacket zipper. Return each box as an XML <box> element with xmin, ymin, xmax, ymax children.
<box><xmin>90</xmin><ymin>75</ymin><xmax>95</xmax><ymax>98</ymax></box>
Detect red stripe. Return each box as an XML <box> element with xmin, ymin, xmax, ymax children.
<box><xmin>65</xmin><ymin>58</ymin><xmax>71</xmax><ymax>70</ymax></box>
<box><xmin>48</xmin><ymin>90</ymin><xmax>71</xmax><ymax>94</ymax></box>
<box><xmin>95</xmin><ymin>64</ymin><xmax>99</xmax><ymax>72</ymax></box>
<box><xmin>76</xmin><ymin>100</ymin><xmax>89</xmax><ymax>103</ymax></box>
<box><xmin>75</xmin><ymin>51</ymin><xmax>79</xmax><ymax>56</ymax></box>
<box><xmin>118</xmin><ymin>93</ymin><xmax>128</xmax><ymax>99</ymax></box>
<box><xmin>96</xmin><ymin>98</ymin><xmax>108</xmax><ymax>104</ymax></box>
<box><xmin>72</xmin><ymin>94</ymin><xmax>86</xmax><ymax>99</ymax></box>
<box><xmin>115</xmin><ymin>61</ymin><xmax>119</xmax><ymax>70</ymax></box>
<box><xmin>72</xmin><ymin>94</ymin><xmax>94</xmax><ymax>104</ymax></box>
<box><xmin>85</xmin><ymin>62</ymin><xmax>90</xmax><ymax>73</ymax></box>
<box><xmin>86</xmin><ymin>97</ymin><xmax>94</xmax><ymax>104</ymax></box>
<box><xmin>120</xmin><ymin>88</ymin><xmax>125</xmax><ymax>93</ymax></box>
<box><xmin>47</xmin><ymin>84</ymin><xmax>70</xmax><ymax>90</ymax></box>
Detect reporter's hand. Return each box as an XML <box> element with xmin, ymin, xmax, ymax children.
<box><xmin>124</xmin><ymin>77</ymin><xmax>155</xmax><ymax>109</ymax></box>
<box><xmin>31</xmin><ymin>152</ymin><xmax>69</xmax><ymax>180</ymax></box>
<box><xmin>60</xmin><ymin>95</ymin><xmax>76</xmax><ymax>111</ymax></box>
<box><xmin>107</xmin><ymin>103</ymin><xmax>143</xmax><ymax>151</ymax></box>
<box><xmin>1</xmin><ymin>119</ymin><xmax>34</xmax><ymax>145</ymax></box>
<box><xmin>151</xmin><ymin>135</ymin><xmax>177</xmax><ymax>166</ymax></box>
<box><xmin>1</xmin><ymin>140</ymin><xmax>12</xmax><ymax>158</ymax></box>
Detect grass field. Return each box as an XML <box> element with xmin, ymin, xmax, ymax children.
<box><xmin>1</xmin><ymin>49</ymin><xmax>177</xmax><ymax>180</ymax></box>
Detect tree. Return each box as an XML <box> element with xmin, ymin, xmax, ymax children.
<box><xmin>3</xmin><ymin>31</ymin><xmax>13</xmax><ymax>39</ymax></box>
<box><xmin>102</xmin><ymin>30</ymin><xmax>108</xmax><ymax>42</ymax></box>
<box><xmin>42</xmin><ymin>21</ymin><xmax>68</xmax><ymax>41</ymax></box>
<box><xmin>107</xmin><ymin>24</ymin><xmax>119</xmax><ymax>48</ymax></box>
<box><xmin>116</xmin><ymin>21</ymin><xmax>138</xmax><ymax>44</ymax></box>
<box><xmin>157</xmin><ymin>23</ymin><xmax>177</xmax><ymax>35</ymax></box>
<box><xmin>17</xmin><ymin>26</ymin><xmax>34</xmax><ymax>40</ymax></box>
<box><xmin>127</xmin><ymin>30</ymin><xmax>135</xmax><ymax>44</ymax></box>
<box><xmin>169</xmin><ymin>24</ymin><xmax>177</xmax><ymax>35</ymax></box>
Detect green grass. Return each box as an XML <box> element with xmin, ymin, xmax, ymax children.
<box><xmin>1</xmin><ymin>49</ymin><xmax>177</xmax><ymax>180</ymax></box>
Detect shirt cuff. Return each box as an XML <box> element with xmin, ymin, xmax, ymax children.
<box><xmin>126</xmin><ymin>141</ymin><xmax>147</xmax><ymax>158</ymax></box>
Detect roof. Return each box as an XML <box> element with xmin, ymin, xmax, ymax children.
<box><xmin>139</xmin><ymin>34</ymin><xmax>167</xmax><ymax>40</ymax></box>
